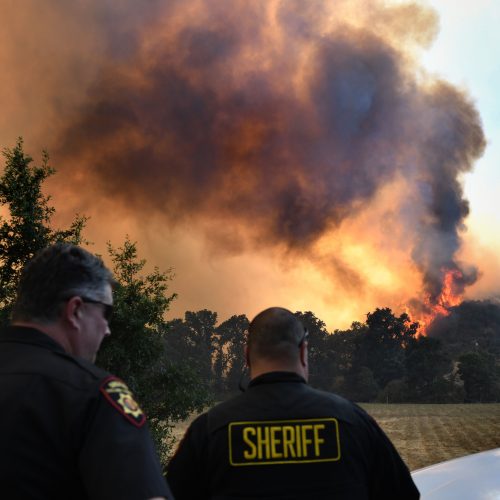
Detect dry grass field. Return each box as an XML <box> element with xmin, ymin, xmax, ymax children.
<box><xmin>171</xmin><ymin>403</ymin><xmax>500</xmax><ymax>471</ymax></box>
<box><xmin>360</xmin><ymin>403</ymin><xmax>500</xmax><ymax>470</ymax></box>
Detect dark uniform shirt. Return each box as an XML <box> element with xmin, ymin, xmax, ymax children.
<box><xmin>167</xmin><ymin>371</ymin><xmax>419</xmax><ymax>500</ymax></box>
<box><xmin>0</xmin><ymin>326</ymin><xmax>171</xmax><ymax>500</ymax></box>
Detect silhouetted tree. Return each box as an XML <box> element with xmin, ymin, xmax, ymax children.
<box><xmin>0</xmin><ymin>139</ymin><xmax>85</xmax><ymax>324</ymax></box>
<box><xmin>343</xmin><ymin>366</ymin><xmax>380</xmax><ymax>402</ymax></box>
<box><xmin>294</xmin><ymin>311</ymin><xmax>335</xmax><ymax>389</ymax></box>
<box><xmin>164</xmin><ymin>309</ymin><xmax>219</xmax><ymax>394</ymax></box>
<box><xmin>430</xmin><ymin>300</ymin><xmax>500</xmax><ymax>358</ymax></box>
<box><xmin>458</xmin><ymin>350</ymin><xmax>499</xmax><ymax>402</ymax></box>
<box><xmin>352</xmin><ymin>308</ymin><xmax>418</xmax><ymax>388</ymax></box>
<box><xmin>405</xmin><ymin>336</ymin><xmax>454</xmax><ymax>402</ymax></box>
<box><xmin>217</xmin><ymin>314</ymin><xmax>249</xmax><ymax>395</ymax></box>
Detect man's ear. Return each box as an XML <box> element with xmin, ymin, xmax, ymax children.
<box><xmin>64</xmin><ymin>296</ymin><xmax>82</xmax><ymax>329</ymax></box>
<box><xmin>299</xmin><ymin>341</ymin><xmax>308</xmax><ymax>368</ymax></box>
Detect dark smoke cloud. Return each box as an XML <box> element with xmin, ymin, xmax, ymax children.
<box><xmin>56</xmin><ymin>0</ymin><xmax>485</xmax><ymax>307</ymax></box>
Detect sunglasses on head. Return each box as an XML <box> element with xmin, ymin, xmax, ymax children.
<box><xmin>80</xmin><ymin>296</ymin><xmax>113</xmax><ymax>321</ymax></box>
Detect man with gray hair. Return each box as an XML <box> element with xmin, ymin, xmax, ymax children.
<box><xmin>0</xmin><ymin>243</ymin><xmax>172</xmax><ymax>499</ymax></box>
<box><xmin>167</xmin><ymin>306</ymin><xmax>419</xmax><ymax>499</ymax></box>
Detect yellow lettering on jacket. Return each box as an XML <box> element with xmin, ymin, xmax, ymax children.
<box><xmin>229</xmin><ymin>418</ymin><xmax>341</xmax><ymax>466</ymax></box>
<box><xmin>241</xmin><ymin>423</ymin><xmax>327</xmax><ymax>460</ymax></box>
<box><xmin>257</xmin><ymin>425</ymin><xmax>270</xmax><ymax>459</ymax></box>
<box><xmin>314</xmin><ymin>424</ymin><xmax>325</xmax><ymax>456</ymax></box>
<box><xmin>282</xmin><ymin>426</ymin><xmax>296</xmax><ymax>458</ymax></box>
<box><xmin>243</xmin><ymin>427</ymin><xmax>257</xmax><ymax>459</ymax></box>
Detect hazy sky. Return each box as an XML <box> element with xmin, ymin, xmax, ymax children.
<box><xmin>422</xmin><ymin>0</ymin><xmax>500</xmax><ymax>249</ymax></box>
<box><xmin>1</xmin><ymin>0</ymin><xmax>498</xmax><ymax>329</ymax></box>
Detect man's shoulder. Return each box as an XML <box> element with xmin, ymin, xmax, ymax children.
<box><xmin>1</xmin><ymin>325</ymin><xmax>112</xmax><ymax>387</ymax></box>
<box><xmin>53</xmin><ymin>350</ymin><xmax>111</xmax><ymax>383</ymax></box>
<box><xmin>21</xmin><ymin>349</ymin><xmax>113</xmax><ymax>394</ymax></box>
<box><xmin>306</xmin><ymin>384</ymin><xmax>357</xmax><ymax>407</ymax></box>
<box><xmin>305</xmin><ymin>385</ymin><xmax>372</xmax><ymax>421</ymax></box>
<box><xmin>206</xmin><ymin>383</ymin><xmax>369</xmax><ymax>428</ymax></box>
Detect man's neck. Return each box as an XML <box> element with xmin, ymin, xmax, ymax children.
<box><xmin>250</xmin><ymin>362</ymin><xmax>307</xmax><ymax>382</ymax></box>
<box><xmin>11</xmin><ymin>321</ymin><xmax>71</xmax><ymax>355</ymax></box>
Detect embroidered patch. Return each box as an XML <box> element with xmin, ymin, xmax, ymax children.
<box><xmin>228</xmin><ymin>418</ymin><xmax>341</xmax><ymax>466</ymax></box>
<box><xmin>100</xmin><ymin>376</ymin><xmax>146</xmax><ymax>428</ymax></box>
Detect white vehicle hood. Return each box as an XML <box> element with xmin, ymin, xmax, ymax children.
<box><xmin>412</xmin><ymin>448</ymin><xmax>500</xmax><ymax>499</ymax></box>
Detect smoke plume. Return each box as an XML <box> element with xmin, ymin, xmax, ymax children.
<box><xmin>2</xmin><ymin>0</ymin><xmax>487</xmax><ymax>326</ymax></box>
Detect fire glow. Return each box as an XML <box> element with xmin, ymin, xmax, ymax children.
<box><xmin>0</xmin><ymin>0</ymin><xmax>487</xmax><ymax>328</ymax></box>
<box><xmin>413</xmin><ymin>269</ymin><xmax>467</xmax><ymax>335</ymax></box>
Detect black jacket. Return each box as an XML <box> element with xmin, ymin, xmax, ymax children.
<box><xmin>0</xmin><ymin>326</ymin><xmax>170</xmax><ymax>500</ymax></box>
<box><xmin>167</xmin><ymin>371</ymin><xmax>419</xmax><ymax>499</ymax></box>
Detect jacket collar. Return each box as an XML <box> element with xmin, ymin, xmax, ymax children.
<box><xmin>0</xmin><ymin>325</ymin><xmax>66</xmax><ymax>354</ymax></box>
<box><xmin>248</xmin><ymin>371</ymin><xmax>307</xmax><ymax>388</ymax></box>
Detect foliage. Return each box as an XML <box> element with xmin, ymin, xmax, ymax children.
<box><xmin>216</xmin><ymin>314</ymin><xmax>249</xmax><ymax>396</ymax></box>
<box><xmin>164</xmin><ymin>310</ymin><xmax>218</xmax><ymax>398</ymax></box>
<box><xmin>344</xmin><ymin>366</ymin><xmax>380</xmax><ymax>402</ymax></box>
<box><xmin>361</xmin><ymin>308</ymin><xmax>418</xmax><ymax>387</ymax></box>
<box><xmin>404</xmin><ymin>337</ymin><xmax>454</xmax><ymax>402</ymax></box>
<box><xmin>164</xmin><ymin>311</ymin><xmax>249</xmax><ymax>399</ymax></box>
<box><xmin>430</xmin><ymin>300</ymin><xmax>500</xmax><ymax>358</ymax></box>
<box><xmin>0</xmin><ymin>139</ymin><xmax>211</xmax><ymax>462</ymax></box>
<box><xmin>0</xmin><ymin>138</ymin><xmax>86</xmax><ymax>324</ymax></box>
<box><xmin>458</xmin><ymin>350</ymin><xmax>500</xmax><ymax>402</ymax></box>
<box><xmin>294</xmin><ymin>311</ymin><xmax>336</xmax><ymax>390</ymax></box>
<box><xmin>97</xmin><ymin>239</ymin><xmax>212</xmax><ymax>458</ymax></box>
<box><xmin>376</xmin><ymin>379</ymin><xmax>408</xmax><ymax>404</ymax></box>
<box><xmin>97</xmin><ymin>238</ymin><xmax>176</xmax><ymax>388</ymax></box>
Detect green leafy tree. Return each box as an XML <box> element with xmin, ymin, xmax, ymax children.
<box><xmin>294</xmin><ymin>311</ymin><xmax>335</xmax><ymax>390</ymax></box>
<box><xmin>331</xmin><ymin>323</ymin><xmax>367</xmax><ymax>368</ymax></box>
<box><xmin>353</xmin><ymin>308</ymin><xmax>418</xmax><ymax>388</ymax></box>
<box><xmin>216</xmin><ymin>314</ymin><xmax>249</xmax><ymax>396</ymax></box>
<box><xmin>458</xmin><ymin>351</ymin><xmax>499</xmax><ymax>402</ymax></box>
<box><xmin>165</xmin><ymin>312</ymin><xmax>249</xmax><ymax>399</ymax></box>
<box><xmin>343</xmin><ymin>366</ymin><xmax>380</xmax><ymax>402</ymax></box>
<box><xmin>430</xmin><ymin>300</ymin><xmax>500</xmax><ymax>358</ymax></box>
<box><xmin>186</xmin><ymin>309</ymin><xmax>218</xmax><ymax>385</ymax></box>
<box><xmin>165</xmin><ymin>310</ymin><xmax>218</xmax><ymax>393</ymax></box>
<box><xmin>405</xmin><ymin>336</ymin><xmax>453</xmax><ymax>402</ymax></box>
<box><xmin>97</xmin><ymin>238</ymin><xmax>177</xmax><ymax>388</ymax></box>
<box><xmin>376</xmin><ymin>379</ymin><xmax>408</xmax><ymax>403</ymax></box>
<box><xmin>0</xmin><ymin>138</ymin><xmax>86</xmax><ymax>323</ymax></box>
<box><xmin>97</xmin><ymin>239</ymin><xmax>212</xmax><ymax>460</ymax></box>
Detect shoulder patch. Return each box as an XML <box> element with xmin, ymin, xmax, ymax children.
<box><xmin>100</xmin><ymin>376</ymin><xmax>146</xmax><ymax>428</ymax></box>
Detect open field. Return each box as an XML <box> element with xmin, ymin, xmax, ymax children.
<box><xmin>360</xmin><ymin>403</ymin><xmax>500</xmax><ymax>470</ymax></box>
<box><xmin>171</xmin><ymin>403</ymin><xmax>500</xmax><ymax>471</ymax></box>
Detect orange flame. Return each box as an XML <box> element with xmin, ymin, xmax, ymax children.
<box><xmin>413</xmin><ymin>269</ymin><xmax>464</xmax><ymax>335</ymax></box>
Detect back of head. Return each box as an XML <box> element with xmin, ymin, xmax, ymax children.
<box><xmin>12</xmin><ymin>243</ymin><xmax>114</xmax><ymax>324</ymax></box>
<box><xmin>248</xmin><ymin>307</ymin><xmax>307</xmax><ymax>366</ymax></box>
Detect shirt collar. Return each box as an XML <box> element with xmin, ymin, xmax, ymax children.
<box><xmin>248</xmin><ymin>371</ymin><xmax>307</xmax><ymax>388</ymax></box>
<box><xmin>0</xmin><ymin>325</ymin><xmax>66</xmax><ymax>354</ymax></box>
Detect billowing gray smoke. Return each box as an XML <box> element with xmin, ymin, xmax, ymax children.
<box><xmin>56</xmin><ymin>0</ymin><xmax>485</xmax><ymax>310</ymax></box>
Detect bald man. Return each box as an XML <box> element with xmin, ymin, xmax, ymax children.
<box><xmin>167</xmin><ymin>307</ymin><xmax>419</xmax><ymax>499</ymax></box>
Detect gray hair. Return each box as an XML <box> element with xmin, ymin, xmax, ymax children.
<box><xmin>12</xmin><ymin>243</ymin><xmax>114</xmax><ymax>323</ymax></box>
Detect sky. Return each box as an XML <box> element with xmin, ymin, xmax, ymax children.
<box><xmin>0</xmin><ymin>0</ymin><xmax>498</xmax><ymax>330</ymax></box>
<box><xmin>423</xmin><ymin>0</ymin><xmax>500</xmax><ymax>245</ymax></box>
<box><xmin>421</xmin><ymin>0</ymin><xmax>500</xmax><ymax>302</ymax></box>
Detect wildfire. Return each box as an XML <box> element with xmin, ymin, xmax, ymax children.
<box><xmin>412</xmin><ymin>269</ymin><xmax>465</xmax><ymax>335</ymax></box>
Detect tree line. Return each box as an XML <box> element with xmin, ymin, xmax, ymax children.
<box><xmin>164</xmin><ymin>304</ymin><xmax>500</xmax><ymax>405</ymax></box>
<box><xmin>1</xmin><ymin>140</ymin><xmax>499</xmax><ymax>464</ymax></box>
